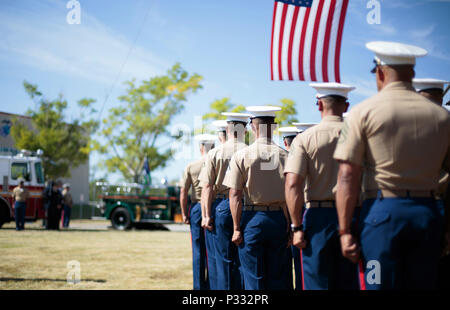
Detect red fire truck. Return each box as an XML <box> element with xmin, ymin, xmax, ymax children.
<box><xmin>0</xmin><ymin>150</ymin><xmax>46</xmax><ymax>228</ymax></box>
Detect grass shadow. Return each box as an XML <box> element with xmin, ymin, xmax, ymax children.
<box><xmin>0</xmin><ymin>277</ymin><xmax>106</xmax><ymax>283</ymax></box>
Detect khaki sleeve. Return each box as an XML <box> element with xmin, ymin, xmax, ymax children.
<box><xmin>198</xmin><ymin>154</ymin><xmax>216</xmax><ymax>186</ymax></box>
<box><xmin>284</xmin><ymin>135</ymin><xmax>308</xmax><ymax>178</ymax></box>
<box><xmin>222</xmin><ymin>154</ymin><xmax>245</xmax><ymax>191</ymax></box>
<box><xmin>333</xmin><ymin>109</ymin><xmax>365</xmax><ymax>166</ymax></box>
<box><xmin>180</xmin><ymin>164</ymin><xmax>192</xmax><ymax>190</ymax></box>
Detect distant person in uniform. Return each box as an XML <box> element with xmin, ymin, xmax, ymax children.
<box><xmin>285</xmin><ymin>83</ymin><xmax>360</xmax><ymax>290</ymax></box>
<box><xmin>12</xmin><ymin>178</ymin><xmax>29</xmax><ymax>231</ymax></box>
<box><xmin>199</xmin><ymin>112</ymin><xmax>250</xmax><ymax>290</ymax></box>
<box><xmin>42</xmin><ymin>181</ymin><xmax>52</xmax><ymax>227</ymax></box>
<box><xmin>180</xmin><ymin>134</ymin><xmax>216</xmax><ymax>290</ymax></box>
<box><xmin>413</xmin><ymin>78</ymin><xmax>449</xmax><ymax>106</ymax></box>
<box><xmin>279</xmin><ymin>126</ymin><xmax>302</xmax><ymax>290</ymax></box>
<box><xmin>199</xmin><ymin>120</ymin><xmax>228</xmax><ymax>290</ymax></box>
<box><xmin>224</xmin><ymin>106</ymin><xmax>293</xmax><ymax>290</ymax></box>
<box><xmin>334</xmin><ymin>41</ymin><xmax>450</xmax><ymax>289</ymax></box>
<box><xmin>62</xmin><ymin>184</ymin><xmax>73</xmax><ymax>228</ymax></box>
<box><xmin>46</xmin><ymin>180</ymin><xmax>63</xmax><ymax>230</ymax></box>
<box><xmin>413</xmin><ymin>78</ymin><xmax>450</xmax><ymax>289</ymax></box>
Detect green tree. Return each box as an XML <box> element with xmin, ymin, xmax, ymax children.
<box><xmin>11</xmin><ymin>81</ymin><xmax>99</xmax><ymax>180</ymax></box>
<box><xmin>94</xmin><ymin>63</ymin><xmax>203</xmax><ymax>183</ymax></box>
<box><xmin>272</xmin><ymin>98</ymin><xmax>299</xmax><ymax>126</ymax></box>
<box><xmin>202</xmin><ymin>97</ymin><xmax>245</xmax><ymax>121</ymax></box>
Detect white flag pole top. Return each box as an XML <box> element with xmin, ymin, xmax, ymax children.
<box><xmin>292</xmin><ymin>123</ymin><xmax>317</xmax><ymax>133</ymax></box>
<box><xmin>212</xmin><ymin>120</ymin><xmax>228</xmax><ymax>132</ymax></box>
<box><xmin>413</xmin><ymin>78</ymin><xmax>450</xmax><ymax>92</ymax></box>
<box><xmin>194</xmin><ymin>134</ymin><xmax>217</xmax><ymax>144</ymax></box>
<box><xmin>366</xmin><ymin>41</ymin><xmax>427</xmax><ymax>66</ymax></box>
<box><xmin>309</xmin><ymin>82</ymin><xmax>355</xmax><ymax>99</ymax></box>
<box><xmin>278</xmin><ymin>126</ymin><xmax>301</xmax><ymax>139</ymax></box>
<box><xmin>221</xmin><ymin>112</ymin><xmax>252</xmax><ymax>123</ymax></box>
<box><xmin>246</xmin><ymin>106</ymin><xmax>282</xmax><ymax>118</ymax></box>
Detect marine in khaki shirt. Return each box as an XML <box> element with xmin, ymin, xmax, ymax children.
<box><xmin>285</xmin><ymin>83</ymin><xmax>360</xmax><ymax>290</ymax></box>
<box><xmin>223</xmin><ymin>106</ymin><xmax>292</xmax><ymax>290</ymax></box>
<box><xmin>224</xmin><ymin>137</ymin><xmax>288</xmax><ymax>206</ymax></box>
<box><xmin>334</xmin><ymin>81</ymin><xmax>450</xmax><ymax>193</ymax></box>
<box><xmin>285</xmin><ymin>115</ymin><xmax>344</xmax><ymax>203</ymax></box>
<box><xmin>199</xmin><ymin>115</ymin><xmax>249</xmax><ymax>231</ymax></box>
<box><xmin>333</xmin><ymin>41</ymin><xmax>450</xmax><ymax>290</ymax></box>
<box><xmin>180</xmin><ymin>135</ymin><xmax>216</xmax><ymax>224</ymax></box>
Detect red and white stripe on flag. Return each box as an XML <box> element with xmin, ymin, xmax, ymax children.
<box><xmin>270</xmin><ymin>0</ymin><xmax>349</xmax><ymax>82</ymax></box>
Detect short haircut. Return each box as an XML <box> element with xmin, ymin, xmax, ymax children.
<box><xmin>284</xmin><ymin>136</ymin><xmax>295</xmax><ymax>147</ymax></box>
<box><xmin>320</xmin><ymin>95</ymin><xmax>347</xmax><ymax>106</ymax></box>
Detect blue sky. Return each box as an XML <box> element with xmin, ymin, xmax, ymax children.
<box><xmin>1</xmin><ymin>0</ymin><xmax>449</xmax><ymax>184</ymax></box>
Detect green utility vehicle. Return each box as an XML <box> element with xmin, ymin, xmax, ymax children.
<box><xmin>96</xmin><ymin>182</ymin><xmax>183</xmax><ymax>230</ymax></box>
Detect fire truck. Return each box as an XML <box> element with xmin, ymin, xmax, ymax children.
<box><xmin>0</xmin><ymin>150</ymin><xmax>46</xmax><ymax>228</ymax></box>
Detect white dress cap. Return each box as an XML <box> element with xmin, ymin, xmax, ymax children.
<box><xmin>221</xmin><ymin>112</ymin><xmax>252</xmax><ymax>123</ymax></box>
<box><xmin>366</xmin><ymin>41</ymin><xmax>427</xmax><ymax>66</ymax></box>
<box><xmin>246</xmin><ymin>106</ymin><xmax>281</xmax><ymax>118</ymax></box>
<box><xmin>413</xmin><ymin>78</ymin><xmax>449</xmax><ymax>92</ymax></box>
<box><xmin>194</xmin><ymin>134</ymin><xmax>217</xmax><ymax>144</ymax></box>
<box><xmin>279</xmin><ymin>126</ymin><xmax>301</xmax><ymax>139</ymax></box>
<box><xmin>292</xmin><ymin>123</ymin><xmax>317</xmax><ymax>132</ymax></box>
<box><xmin>310</xmin><ymin>82</ymin><xmax>355</xmax><ymax>99</ymax></box>
<box><xmin>212</xmin><ymin>120</ymin><xmax>228</xmax><ymax>132</ymax></box>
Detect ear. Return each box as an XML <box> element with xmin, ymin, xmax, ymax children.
<box><xmin>318</xmin><ymin>99</ymin><xmax>324</xmax><ymax>112</ymax></box>
<box><xmin>376</xmin><ymin>66</ymin><xmax>385</xmax><ymax>83</ymax></box>
<box><xmin>344</xmin><ymin>102</ymin><xmax>349</xmax><ymax>113</ymax></box>
<box><xmin>283</xmin><ymin>139</ymin><xmax>288</xmax><ymax>148</ymax></box>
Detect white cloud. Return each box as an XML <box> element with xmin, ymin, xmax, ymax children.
<box><xmin>0</xmin><ymin>0</ymin><xmax>170</xmax><ymax>86</ymax></box>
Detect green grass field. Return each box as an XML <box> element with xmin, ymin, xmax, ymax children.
<box><xmin>0</xmin><ymin>220</ymin><xmax>193</xmax><ymax>290</ymax></box>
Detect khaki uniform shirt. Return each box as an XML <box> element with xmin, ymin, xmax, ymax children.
<box><xmin>180</xmin><ymin>157</ymin><xmax>206</xmax><ymax>203</ymax></box>
<box><xmin>285</xmin><ymin>115</ymin><xmax>343</xmax><ymax>202</ymax></box>
<box><xmin>62</xmin><ymin>189</ymin><xmax>73</xmax><ymax>207</ymax></box>
<box><xmin>13</xmin><ymin>186</ymin><xmax>29</xmax><ymax>202</ymax></box>
<box><xmin>223</xmin><ymin>137</ymin><xmax>288</xmax><ymax>205</ymax></box>
<box><xmin>334</xmin><ymin>81</ymin><xmax>450</xmax><ymax>192</ymax></box>
<box><xmin>198</xmin><ymin>139</ymin><xmax>248</xmax><ymax>196</ymax></box>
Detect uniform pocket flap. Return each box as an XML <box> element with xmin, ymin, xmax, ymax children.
<box><xmin>364</xmin><ymin>211</ymin><xmax>390</xmax><ymax>227</ymax></box>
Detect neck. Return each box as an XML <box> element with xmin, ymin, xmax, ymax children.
<box><xmin>320</xmin><ymin>109</ymin><xmax>343</xmax><ymax>119</ymax></box>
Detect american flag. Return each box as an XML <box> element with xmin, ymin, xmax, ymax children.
<box><xmin>270</xmin><ymin>0</ymin><xmax>349</xmax><ymax>83</ymax></box>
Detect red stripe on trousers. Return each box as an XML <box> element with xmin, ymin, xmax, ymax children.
<box><xmin>359</xmin><ymin>260</ymin><xmax>366</xmax><ymax>290</ymax></box>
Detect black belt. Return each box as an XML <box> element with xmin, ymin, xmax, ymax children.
<box><xmin>306</xmin><ymin>200</ymin><xmax>335</xmax><ymax>208</ymax></box>
<box><xmin>243</xmin><ymin>205</ymin><xmax>282</xmax><ymax>212</ymax></box>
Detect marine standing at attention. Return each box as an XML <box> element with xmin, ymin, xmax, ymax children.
<box><xmin>223</xmin><ymin>106</ymin><xmax>293</xmax><ymax>290</ymax></box>
<box><xmin>334</xmin><ymin>41</ymin><xmax>450</xmax><ymax>289</ymax></box>
<box><xmin>200</xmin><ymin>120</ymin><xmax>227</xmax><ymax>290</ymax></box>
<box><xmin>199</xmin><ymin>112</ymin><xmax>250</xmax><ymax>290</ymax></box>
<box><xmin>180</xmin><ymin>134</ymin><xmax>216</xmax><ymax>290</ymax></box>
<box><xmin>285</xmin><ymin>83</ymin><xmax>360</xmax><ymax>290</ymax></box>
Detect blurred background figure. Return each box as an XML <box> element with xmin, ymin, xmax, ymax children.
<box><xmin>45</xmin><ymin>180</ymin><xmax>63</xmax><ymax>230</ymax></box>
<box><xmin>12</xmin><ymin>178</ymin><xmax>29</xmax><ymax>231</ymax></box>
<box><xmin>62</xmin><ymin>184</ymin><xmax>73</xmax><ymax>228</ymax></box>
